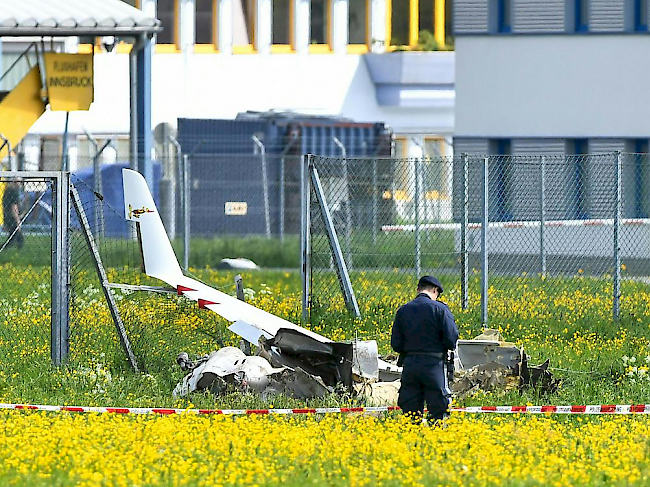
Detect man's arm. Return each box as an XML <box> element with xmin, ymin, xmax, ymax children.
<box><xmin>440</xmin><ymin>307</ymin><xmax>459</xmax><ymax>351</ymax></box>
<box><xmin>390</xmin><ymin>309</ymin><xmax>404</xmax><ymax>354</ymax></box>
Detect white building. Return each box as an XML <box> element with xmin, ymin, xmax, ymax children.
<box><xmin>1</xmin><ymin>0</ymin><xmax>456</xmax><ymax>170</ymax></box>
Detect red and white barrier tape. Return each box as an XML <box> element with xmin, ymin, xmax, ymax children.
<box><xmin>2</xmin><ymin>403</ymin><xmax>650</xmax><ymax>416</ymax></box>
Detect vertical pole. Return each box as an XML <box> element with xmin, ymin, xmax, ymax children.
<box><xmin>61</xmin><ymin>112</ymin><xmax>70</xmax><ymax>171</ymax></box>
<box><xmin>235</xmin><ymin>274</ymin><xmax>245</xmax><ymax>301</ymax></box>
<box><xmin>414</xmin><ymin>156</ymin><xmax>421</xmax><ymax>277</ymax></box>
<box><xmin>183</xmin><ymin>154</ymin><xmax>190</xmax><ymax>271</ymax></box>
<box><xmin>280</xmin><ymin>155</ymin><xmax>285</xmax><ymax>242</ymax></box>
<box><xmin>481</xmin><ymin>156</ymin><xmax>489</xmax><ymax>327</ymax></box>
<box><xmin>301</xmin><ymin>154</ymin><xmax>311</xmax><ymax>322</ymax></box>
<box><xmin>461</xmin><ymin>154</ymin><xmax>469</xmax><ymax>309</ymax></box>
<box><xmin>136</xmin><ymin>34</ymin><xmax>153</xmax><ymax>189</ymax></box>
<box><xmin>51</xmin><ymin>172</ymin><xmax>70</xmax><ymax>366</ymax></box>
<box><xmin>333</xmin><ymin>137</ymin><xmax>351</xmax><ymax>269</ymax></box>
<box><xmin>540</xmin><ymin>155</ymin><xmax>547</xmax><ymax>278</ymax></box>
<box><xmin>614</xmin><ymin>151</ymin><xmax>621</xmax><ymax>321</ymax></box>
<box><xmin>372</xmin><ymin>157</ymin><xmax>378</xmax><ymax>246</ymax></box>
<box><xmin>129</xmin><ymin>43</ymin><xmax>138</xmax><ymax>172</ymax></box>
<box><xmin>252</xmin><ymin>136</ymin><xmax>271</xmax><ymax>238</ymax></box>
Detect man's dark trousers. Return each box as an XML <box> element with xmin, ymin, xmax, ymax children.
<box><xmin>398</xmin><ymin>355</ymin><xmax>450</xmax><ymax>421</ymax></box>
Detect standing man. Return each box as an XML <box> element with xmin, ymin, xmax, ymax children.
<box><xmin>391</xmin><ymin>275</ymin><xmax>458</xmax><ymax>423</ymax></box>
<box><xmin>2</xmin><ymin>180</ymin><xmax>24</xmax><ymax>249</ymax></box>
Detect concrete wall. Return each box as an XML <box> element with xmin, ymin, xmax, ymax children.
<box><xmin>455</xmin><ymin>35</ymin><xmax>650</xmax><ymax>137</ymax></box>
<box><xmin>30</xmin><ymin>52</ymin><xmax>454</xmax><ymax>140</ymax></box>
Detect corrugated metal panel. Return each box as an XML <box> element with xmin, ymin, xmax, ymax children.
<box><xmin>454</xmin><ymin>0</ymin><xmax>489</xmax><ymax>34</ymax></box>
<box><xmin>453</xmin><ymin>138</ymin><xmax>489</xmax><ymax>154</ymax></box>
<box><xmin>0</xmin><ymin>0</ymin><xmax>160</xmax><ymax>36</ymax></box>
<box><xmin>511</xmin><ymin>139</ymin><xmax>566</xmax><ymax>155</ymax></box>
<box><xmin>590</xmin><ymin>0</ymin><xmax>625</xmax><ymax>32</ymax></box>
<box><xmin>513</xmin><ymin>0</ymin><xmax>565</xmax><ymax>33</ymax></box>
<box><xmin>588</xmin><ymin>138</ymin><xmax>626</xmax><ymax>154</ymax></box>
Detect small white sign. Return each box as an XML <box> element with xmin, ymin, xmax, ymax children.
<box><xmin>225</xmin><ymin>202</ymin><xmax>248</xmax><ymax>216</ymax></box>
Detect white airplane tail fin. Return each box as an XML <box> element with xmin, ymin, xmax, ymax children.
<box><xmin>122</xmin><ymin>169</ymin><xmax>184</xmax><ymax>283</ymax></box>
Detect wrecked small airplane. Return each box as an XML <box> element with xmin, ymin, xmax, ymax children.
<box><xmin>123</xmin><ymin>169</ymin><xmax>556</xmax><ymax>403</ymax></box>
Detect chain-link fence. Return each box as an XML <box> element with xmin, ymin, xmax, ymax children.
<box><xmin>68</xmin><ymin>172</ymin><xmax>233</xmax><ymax>372</ymax></box>
<box><xmin>0</xmin><ymin>173</ymin><xmax>56</xmax><ymax>365</ymax></box>
<box><xmin>308</xmin><ymin>153</ymin><xmax>650</xmax><ymax>323</ymax></box>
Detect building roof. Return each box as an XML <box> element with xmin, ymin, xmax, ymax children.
<box><xmin>0</xmin><ymin>0</ymin><xmax>161</xmax><ymax>37</ymax></box>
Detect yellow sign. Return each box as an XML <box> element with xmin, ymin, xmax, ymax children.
<box><xmin>44</xmin><ymin>53</ymin><xmax>94</xmax><ymax>111</ymax></box>
<box><xmin>225</xmin><ymin>202</ymin><xmax>248</xmax><ymax>216</ymax></box>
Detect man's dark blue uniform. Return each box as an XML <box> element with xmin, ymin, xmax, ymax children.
<box><xmin>391</xmin><ymin>276</ymin><xmax>459</xmax><ymax>421</ymax></box>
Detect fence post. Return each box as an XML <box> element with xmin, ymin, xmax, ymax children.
<box><xmin>372</xmin><ymin>157</ymin><xmax>378</xmax><ymax>246</ymax></box>
<box><xmin>301</xmin><ymin>154</ymin><xmax>311</xmax><ymax>322</ymax></box>
<box><xmin>414</xmin><ymin>157</ymin><xmax>421</xmax><ymax>277</ymax></box>
<box><xmin>481</xmin><ymin>156</ymin><xmax>489</xmax><ymax>327</ymax></box>
<box><xmin>540</xmin><ymin>155</ymin><xmax>547</xmax><ymax>278</ymax></box>
<box><xmin>461</xmin><ymin>154</ymin><xmax>468</xmax><ymax>309</ymax></box>
<box><xmin>51</xmin><ymin>171</ymin><xmax>70</xmax><ymax>366</ymax></box>
<box><xmin>252</xmin><ymin>136</ymin><xmax>271</xmax><ymax>239</ymax></box>
<box><xmin>183</xmin><ymin>154</ymin><xmax>190</xmax><ymax>271</ymax></box>
<box><xmin>614</xmin><ymin>151</ymin><xmax>621</xmax><ymax>321</ymax></box>
<box><xmin>333</xmin><ymin>137</ymin><xmax>352</xmax><ymax>269</ymax></box>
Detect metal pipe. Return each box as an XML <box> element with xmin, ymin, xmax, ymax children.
<box><xmin>183</xmin><ymin>154</ymin><xmax>190</xmax><ymax>271</ymax></box>
<box><xmin>52</xmin><ymin>172</ymin><xmax>70</xmax><ymax>366</ymax></box>
<box><xmin>84</xmin><ymin>128</ymin><xmax>110</xmax><ymax>238</ymax></box>
<box><xmin>414</xmin><ymin>155</ymin><xmax>421</xmax><ymax>277</ymax></box>
<box><xmin>129</xmin><ymin>35</ymin><xmax>147</xmax><ymax>172</ymax></box>
<box><xmin>372</xmin><ymin>157</ymin><xmax>378</xmax><ymax>246</ymax></box>
<box><xmin>332</xmin><ymin>136</ymin><xmax>352</xmax><ymax>269</ymax></box>
<box><xmin>301</xmin><ymin>154</ymin><xmax>311</xmax><ymax>322</ymax></box>
<box><xmin>614</xmin><ymin>151</ymin><xmax>622</xmax><ymax>321</ymax></box>
<box><xmin>252</xmin><ymin>135</ymin><xmax>271</xmax><ymax>238</ymax></box>
<box><xmin>540</xmin><ymin>155</ymin><xmax>547</xmax><ymax>278</ymax></box>
<box><xmin>280</xmin><ymin>136</ymin><xmax>298</xmax><ymax>242</ymax></box>
<box><xmin>61</xmin><ymin>112</ymin><xmax>70</xmax><ymax>171</ymax></box>
<box><xmin>168</xmin><ymin>135</ymin><xmax>183</xmax><ymax>242</ymax></box>
<box><xmin>481</xmin><ymin>156</ymin><xmax>489</xmax><ymax>327</ymax></box>
<box><xmin>461</xmin><ymin>153</ymin><xmax>468</xmax><ymax>310</ymax></box>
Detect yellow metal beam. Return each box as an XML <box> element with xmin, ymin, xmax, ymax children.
<box><xmin>409</xmin><ymin>0</ymin><xmax>419</xmax><ymax>48</ymax></box>
<box><xmin>435</xmin><ymin>0</ymin><xmax>446</xmax><ymax>46</ymax></box>
<box><xmin>0</xmin><ymin>67</ymin><xmax>46</xmax><ymax>159</ymax></box>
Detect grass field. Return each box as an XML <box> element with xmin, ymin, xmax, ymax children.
<box><xmin>2</xmin><ymin>263</ymin><xmax>650</xmax><ymax>486</ymax></box>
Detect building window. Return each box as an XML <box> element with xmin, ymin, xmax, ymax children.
<box><xmin>388</xmin><ymin>1</ymin><xmax>448</xmax><ymax>50</ymax></box>
<box><xmin>195</xmin><ymin>0</ymin><xmax>216</xmax><ymax>45</ymax></box>
<box><xmin>423</xmin><ymin>138</ymin><xmax>448</xmax><ymax>201</ymax></box>
<box><xmin>233</xmin><ymin>0</ymin><xmax>256</xmax><ymax>50</ymax></box>
<box><xmin>575</xmin><ymin>0</ymin><xmax>588</xmax><ymax>32</ymax></box>
<box><xmin>272</xmin><ymin>0</ymin><xmax>292</xmax><ymax>48</ymax></box>
<box><xmin>157</xmin><ymin>0</ymin><xmax>178</xmax><ymax>45</ymax></box>
<box><xmin>490</xmin><ymin>139</ymin><xmax>512</xmax><ymax>221</ymax></box>
<box><xmin>498</xmin><ymin>0</ymin><xmax>512</xmax><ymax>33</ymax></box>
<box><xmin>568</xmin><ymin>139</ymin><xmax>588</xmax><ymax>219</ymax></box>
<box><xmin>348</xmin><ymin>0</ymin><xmax>369</xmax><ymax>49</ymax></box>
<box><xmin>635</xmin><ymin>0</ymin><xmax>648</xmax><ymax>31</ymax></box>
<box><xmin>389</xmin><ymin>0</ymin><xmax>412</xmax><ymax>47</ymax></box>
<box><xmin>310</xmin><ymin>0</ymin><xmax>330</xmax><ymax>48</ymax></box>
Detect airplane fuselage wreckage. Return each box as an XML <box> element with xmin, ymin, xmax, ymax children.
<box><xmin>122</xmin><ymin>169</ymin><xmax>555</xmax><ymax>402</ymax></box>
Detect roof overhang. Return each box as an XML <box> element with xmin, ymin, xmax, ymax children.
<box><xmin>0</xmin><ymin>0</ymin><xmax>161</xmax><ymax>38</ymax></box>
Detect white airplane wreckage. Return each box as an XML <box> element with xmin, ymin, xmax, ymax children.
<box><xmin>122</xmin><ymin>169</ymin><xmax>557</xmax><ymax>403</ymax></box>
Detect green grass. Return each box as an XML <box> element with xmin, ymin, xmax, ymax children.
<box><xmin>1</xmin><ymin>263</ymin><xmax>650</xmax><ymax>411</ymax></box>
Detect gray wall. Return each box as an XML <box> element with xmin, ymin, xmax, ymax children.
<box><xmin>455</xmin><ymin>36</ymin><xmax>650</xmax><ymax>137</ymax></box>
